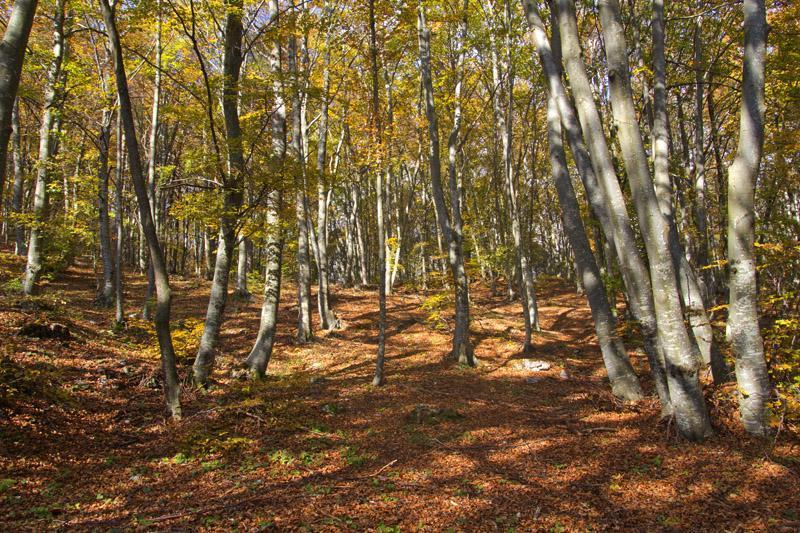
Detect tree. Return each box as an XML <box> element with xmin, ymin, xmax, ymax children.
<box><xmin>418</xmin><ymin>3</ymin><xmax>474</xmax><ymax>366</ymax></box>
<box><xmin>100</xmin><ymin>0</ymin><xmax>181</xmax><ymax>419</ymax></box>
<box><xmin>0</xmin><ymin>0</ymin><xmax>39</xmax><ymax>211</ymax></box>
<box><xmin>727</xmin><ymin>0</ymin><xmax>770</xmax><ymax>435</ymax></box>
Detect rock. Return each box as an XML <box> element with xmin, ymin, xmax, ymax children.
<box><xmin>406</xmin><ymin>404</ymin><xmax>464</xmax><ymax>425</ymax></box>
<box><xmin>17</xmin><ymin>321</ymin><xmax>71</xmax><ymax>341</ymax></box>
<box><xmin>526</xmin><ymin>376</ymin><xmax>544</xmax><ymax>384</ymax></box>
<box><xmin>559</xmin><ymin>369</ymin><xmax>570</xmax><ymax>381</ymax></box>
<box><xmin>516</xmin><ymin>359</ymin><xmax>551</xmax><ymax>372</ymax></box>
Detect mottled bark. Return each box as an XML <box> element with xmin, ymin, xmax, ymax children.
<box><xmin>97</xmin><ymin>110</ymin><xmax>115</xmax><ymax>306</ymax></box>
<box><xmin>727</xmin><ymin>0</ymin><xmax>770</xmax><ymax>436</ymax></box>
<box><xmin>597</xmin><ymin>0</ymin><xmax>712</xmax><ymax>440</ymax></box>
<box><xmin>23</xmin><ymin>0</ymin><xmax>66</xmax><ymax>295</ymax></box>
<box><xmin>245</xmin><ymin>0</ymin><xmax>285</xmax><ymax>378</ymax></box>
<box><xmin>554</xmin><ymin>0</ymin><xmax>671</xmax><ymax>414</ymax></box>
<box><xmin>11</xmin><ymin>101</ymin><xmax>26</xmax><ymax>256</ymax></box>
<box><xmin>193</xmin><ymin>0</ymin><xmax>247</xmax><ymax>385</ymax></box>
<box><xmin>0</xmin><ymin>0</ymin><xmax>38</xmax><ymax>210</ymax></box>
<box><xmin>522</xmin><ymin>0</ymin><xmax>643</xmax><ymax>401</ymax></box>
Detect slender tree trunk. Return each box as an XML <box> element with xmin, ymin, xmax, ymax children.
<box><xmin>597</xmin><ymin>0</ymin><xmax>712</xmax><ymax>440</ymax></box>
<box><xmin>97</xmin><ymin>110</ymin><xmax>115</xmax><ymax>306</ymax></box>
<box><xmin>651</xmin><ymin>0</ymin><xmax>729</xmax><ymax>384</ymax></box>
<box><xmin>370</xmin><ymin>0</ymin><xmax>388</xmax><ymax>385</ymax></box>
<box><xmin>0</xmin><ymin>0</ymin><xmax>38</xmax><ymax>210</ymax></box>
<box><xmin>114</xmin><ymin>111</ymin><xmax>125</xmax><ymax>327</ymax></box>
<box><xmin>234</xmin><ymin>236</ymin><xmax>251</xmax><ymax>300</ymax></box>
<box><xmin>315</xmin><ymin>3</ymin><xmax>338</xmax><ymax>330</ymax></box>
<box><xmin>193</xmin><ymin>0</ymin><xmax>246</xmax><ymax>385</ymax></box>
<box><xmin>289</xmin><ymin>23</ymin><xmax>313</xmax><ymax>343</ymax></box>
<box><xmin>727</xmin><ymin>0</ymin><xmax>770</xmax><ymax>436</ymax></box>
<box><xmin>522</xmin><ymin>0</ymin><xmax>643</xmax><ymax>400</ymax></box>
<box><xmin>101</xmin><ymin>0</ymin><xmax>181</xmax><ymax>419</ymax></box>
<box><xmin>11</xmin><ymin>100</ymin><xmax>26</xmax><ymax>256</ymax></box>
<box><xmin>23</xmin><ymin>0</ymin><xmax>66</xmax><ymax>295</ymax></box>
<box><xmin>246</xmin><ymin>0</ymin><xmax>285</xmax><ymax>377</ymax></box>
<box><xmin>143</xmin><ymin>2</ymin><xmax>162</xmax><ymax>320</ymax></box>
<box><xmin>554</xmin><ymin>0</ymin><xmax>671</xmax><ymax>414</ymax></box>
<box><xmin>692</xmin><ymin>5</ymin><xmax>710</xmax><ymax>285</ymax></box>
<box><xmin>418</xmin><ymin>4</ymin><xmax>474</xmax><ymax>366</ymax></box>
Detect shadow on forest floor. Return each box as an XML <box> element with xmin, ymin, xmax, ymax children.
<box><xmin>1</xmin><ymin>253</ymin><xmax>798</xmax><ymax>531</ymax></box>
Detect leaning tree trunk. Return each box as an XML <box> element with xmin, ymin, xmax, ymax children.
<box><xmin>651</xmin><ymin>0</ymin><xmax>729</xmax><ymax>384</ymax></box>
<box><xmin>418</xmin><ymin>4</ymin><xmax>474</xmax><ymax>366</ymax></box>
<box><xmin>101</xmin><ymin>0</ymin><xmax>181</xmax><ymax>419</ymax></box>
<box><xmin>597</xmin><ymin>0</ymin><xmax>712</xmax><ymax>441</ymax></box>
<box><xmin>521</xmin><ymin>0</ymin><xmax>643</xmax><ymax>401</ymax></box>
<box><xmin>23</xmin><ymin>0</ymin><xmax>66</xmax><ymax>296</ymax></box>
<box><xmin>553</xmin><ymin>0</ymin><xmax>671</xmax><ymax>414</ymax></box>
<box><xmin>727</xmin><ymin>0</ymin><xmax>770</xmax><ymax>436</ymax></box>
<box><xmin>245</xmin><ymin>0</ymin><xmax>286</xmax><ymax>378</ymax></box>
<box><xmin>0</xmin><ymin>0</ymin><xmax>38</xmax><ymax>210</ymax></box>
<box><xmin>193</xmin><ymin>0</ymin><xmax>246</xmax><ymax>386</ymax></box>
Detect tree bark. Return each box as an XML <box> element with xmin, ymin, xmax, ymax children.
<box><xmin>101</xmin><ymin>0</ymin><xmax>181</xmax><ymax>419</ymax></box>
<box><xmin>288</xmin><ymin>19</ymin><xmax>313</xmax><ymax>343</ymax></box>
<box><xmin>554</xmin><ymin>0</ymin><xmax>671</xmax><ymax>414</ymax></box>
<box><xmin>0</xmin><ymin>0</ymin><xmax>38</xmax><ymax>211</ymax></box>
<box><xmin>651</xmin><ymin>0</ymin><xmax>728</xmax><ymax>384</ymax></box>
<box><xmin>245</xmin><ymin>0</ymin><xmax>285</xmax><ymax>378</ymax></box>
<box><xmin>114</xmin><ymin>111</ymin><xmax>125</xmax><ymax>327</ymax></box>
<box><xmin>727</xmin><ymin>0</ymin><xmax>770</xmax><ymax>436</ymax></box>
<box><xmin>597</xmin><ymin>0</ymin><xmax>712</xmax><ymax>440</ymax></box>
<box><xmin>370</xmin><ymin>0</ymin><xmax>387</xmax><ymax>385</ymax></box>
<box><xmin>11</xmin><ymin>100</ymin><xmax>26</xmax><ymax>255</ymax></box>
<box><xmin>193</xmin><ymin>0</ymin><xmax>247</xmax><ymax>385</ymax></box>
<box><xmin>23</xmin><ymin>0</ymin><xmax>66</xmax><ymax>295</ymax></box>
<box><xmin>97</xmin><ymin>110</ymin><xmax>115</xmax><ymax>306</ymax></box>
<box><xmin>522</xmin><ymin>0</ymin><xmax>643</xmax><ymax>401</ymax></box>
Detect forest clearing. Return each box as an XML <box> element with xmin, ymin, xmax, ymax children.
<box><xmin>1</xmin><ymin>258</ymin><xmax>798</xmax><ymax>531</ymax></box>
<box><xmin>1</xmin><ymin>0</ymin><xmax>799</xmax><ymax>529</ymax></box>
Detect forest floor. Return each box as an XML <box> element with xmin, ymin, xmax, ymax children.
<box><xmin>1</xmin><ymin>253</ymin><xmax>799</xmax><ymax>531</ymax></box>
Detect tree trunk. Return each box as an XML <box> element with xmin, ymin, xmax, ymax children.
<box><xmin>418</xmin><ymin>4</ymin><xmax>474</xmax><ymax>366</ymax></box>
<box><xmin>245</xmin><ymin>0</ymin><xmax>285</xmax><ymax>378</ymax></box>
<box><xmin>193</xmin><ymin>0</ymin><xmax>247</xmax><ymax>385</ymax></box>
<box><xmin>97</xmin><ymin>110</ymin><xmax>115</xmax><ymax>306</ymax></box>
<box><xmin>289</xmin><ymin>23</ymin><xmax>313</xmax><ymax>343</ymax></box>
<box><xmin>597</xmin><ymin>0</ymin><xmax>711</xmax><ymax>440</ymax></box>
<box><xmin>553</xmin><ymin>0</ymin><xmax>671</xmax><ymax>414</ymax></box>
<box><xmin>23</xmin><ymin>0</ymin><xmax>66</xmax><ymax>296</ymax></box>
<box><xmin>143</xmin><ymin>2</ymin><xmax>162</xmax><ymax>320</ymax></box>
<box><xmin>651</xmin><ymin>0</ymin><xmax>729</xmax><ymax>384</ymax></box>
<box><xmin>234</xmin><ymin>236</ymin><xmax>250</xmax><ymax>299</ymax></box>
<box><xmin>101</xmin><ymin>0</ymin><xmax>181</xmax><ymax>419</ymax></box>
<box><xmin>315</xmin><ymin>3</ymin><xmax>338</xmax><ymax>330</ymax></box>
<box><xmin>370</xmin><ymin>0</ymin><xmax>388</xmax><ymax>386</ymax></box>
<box><xmin>11</xmin><ymin>100</ymin><xmax>26</xmax><ymax>256</ymax></box>
<box><xmin>0</xmin><ymin>0</ymin><xmax>38</xmax><ymax>210</ymax></box>
<box><xmin>114</xmin><ymin>111</ymin><xmax>125</xmax><ymax>327</ymax></box>
<box><xmin>522</xmin><ymin>0</ymin><xmax>643</xmax><ymax>401</ymax></box>
<box><xmin>727</xmin><ymin>0</ymin><xmax>770</xmax><ymax>436</ymax></box>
